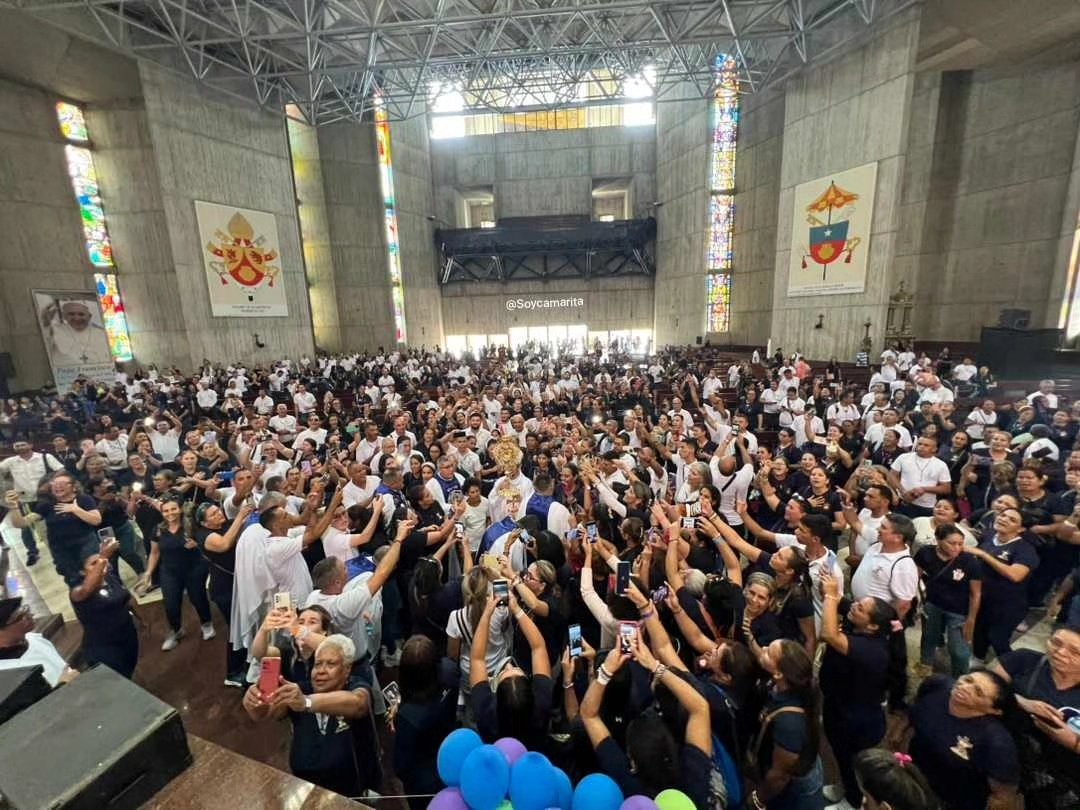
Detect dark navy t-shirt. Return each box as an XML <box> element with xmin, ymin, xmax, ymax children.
<box><xmin>976</xmin><ymin>536</ymin><xmax>1039</xmax><ymax>608</ymax></box>
<box><xmin>819</xmin><ymin>632</ymin><xmax>889</xmax><ymax>718</ymax></box>
<box><xmin>909</xmin><ymin>676</ymin><xmax>1019</xmax><ymax>810</ymax></box>
<box><xmin>914</xmin><ymin>546</ymin><xmax>982</xmax><ymax>616</ymax></box>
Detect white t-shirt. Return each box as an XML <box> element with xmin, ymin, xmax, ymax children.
<box><xmin>953</xmin><ymin>363</ymin><xmax>977</xmax><ymax>382</ymax></box>
<box><xmin>0</xmin><ymin>633</ymin><xmax>67</xmax><ymax>686</ymax></box>
<box><xmin>964</xmin><ymin>409</ymin><xmax>997</xmax><ymax>441</ymax></box>
<box><xmin>266</xmin><ymin>534</ymin><xmax>314</xmax><ymax>604</ymax></box>
<box><xmin>774</xmin><ymin>534</ymin><xmax>843</xmax><ymax>628</ymax></box>
<box><xmin>260</xmin><ymin>459</ymin><xmax>292</xmax><ymax>484</ymax></box>
<box><xmin>850</xmin><ymin>542</ymin><xmax>919</xmax><ymax>606</ymax></box>
<box><xmin>446</xmin><ymin>605</ymin><xmax>512</xmax><ymax>680</ymax></box>
<box><xmin>890</xmin><ymin>453</ymin><xmax>952</xmax><ymax>509</ymax></box>
<box><xmin>303</xmin><ymin>577</ymin><xmax>379</xmax><ymax>660</ymax></box>
<box><xmin>150</xmin><ymin>429</ymin><xmax>181</xmax><ymax>463</ymax></box>
<box><xmin>270</xmin><ymin>414</ymin><xmax>298</xmax><ymax>436</ymax></box>
<box><xmin>322</xmin><ymin>526</ymin><xmax>359</xmax><ymax>563</ymax></box>
<box><xmin>852</xmin><ymin>509</ymin><xmax>886</xmax><ymax>557</ymax></box>
<box><xmin>460</xmin><ymin>498</ymin><xmax>491</xmax><ymax>553</ymax></box>
<box><xmin>342</xmin><ymin>478</ymin><xmax>378</xmax><ymax>509</ymax></box>
<box><xmin>707</xmin><ymin>462</ymin><xmax>755</xmax><ymax>526</ymax></box>
<box><xmin>865</xmin><ymin>422</ymin><xmax>912</xmax><ymax>450</ymax></box>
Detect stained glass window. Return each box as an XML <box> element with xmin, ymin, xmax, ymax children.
<box><xmin>57</xmin><ymin>101</ymin><xmax>132</xmax><ymax>360</ymax></box>
<box><xmin>375</xmin><ymin>97</ymin><xmax>408</xmax><ymax>344</ymax></box>
<box><xmin>94</xmin><ymin>274</ymin><xmax>134</xmax><ymax>361</ymax></box>
<box><xmin>56</xmin><ymin>101</ymin><xmax>88</xmax><ymax>142</ymax></box>
<box><xmin>706</xmin><ymin>274</ymin><xmax>732</xmax><ymax>334</ymax></box>
<box><xmin>705</xmin><ymin>54</ymin><xmax>740</xmax><ymax>332</ymax></box>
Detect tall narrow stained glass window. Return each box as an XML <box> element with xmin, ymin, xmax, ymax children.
<box><xmin>56</xmin><ymin>101</ymin><xmax>132</xmax><ymax>361</ymax></box>
<box><xmin>705</xmin><ymin>55</ymin><xmax>740</xmax><ymax>333</ymax></box>
<box><xmin>374</xmin><ymin>97</ymin><xmax>408</xmax><ymax>344</ymax></box>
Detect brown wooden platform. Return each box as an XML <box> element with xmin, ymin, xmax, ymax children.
<box><xmin>140</xmin><ymin>736</ymin><xmax>371</xmax><ymax>809</ymax></box>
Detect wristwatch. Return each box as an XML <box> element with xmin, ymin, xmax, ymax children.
<box><xmin>304</xmin><ymin>696</ymin><xmax>313</xmax><ymax>712</ymax></box>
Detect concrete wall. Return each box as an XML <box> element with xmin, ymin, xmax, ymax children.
<box><xmin>315</xmin><ymin>121</ymin><xmax>395</xmax><ymax>351</ymax></box>
<box><xmin>430</xmin><ymin>126</ymin><xmax>656</xmax><ymax>222</ymax></box>
<box><xmin>288</xmin><ymin>115</ymin><xmax>342</xmax><ymax>353</ymax></box>
<box><xmin>653</xmin><ymin>85</ymin><xmax>710</xmax><ymax>346</ymax></box>
<box><xmin>0</xmin><ymin>11</ymin><xmax>145</xmax><ymax>390</ymax></box>
<box><xmin>391</xmin><ymin>110</ymin><xmax>445</xmax><ymax>349</ymax></box>
<box><xmin>771</xmin><ymin>13</ymin><xmax>922</xmax><ymax>359</ymax></box>
<box><xmin>730</xmin><ymin>85</ymin><xmax>785</xmax><ymax>347</ymax></box>
<box><xmin>904</xmin><ymin>63</ymin><xmax>1080</xmax><ymax>339</ymax></box>
<box><xmin>441</xmin><ymin>276</ymin><xmax>655</xmax><ymax>337</ymax></box>
<box><xmin>139</xmin><ymin>63</ymin><xmax>314</xmax><ymax>366</ymax></box>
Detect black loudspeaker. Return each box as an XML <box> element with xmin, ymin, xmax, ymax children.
<box><xmin>0</xmin><ymin>664</ymin><xmax>50</xmax><ymax>724</ymax></box>
<box><xmin>0</xmin><ymin>352</ymin><xmax>13</xmax><ymax>378</ymax></box>
<box><xmin>0</xmin><ymin>665</ymin><xmax>191</xmax><ymax>809</ymax></box>
<box><xmin>978</xmin><ymin>327</ymin><xmax>1064</xmax><ymax>378</ymax></box>
<box><xmin>998</xmin><ymin>308</ymin><xmax>1031</xmax><ymax>329</ymax></box>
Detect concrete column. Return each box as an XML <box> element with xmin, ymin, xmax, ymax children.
<box><xmin>654</xmin><ymin>82</ymin><xmax>710</xmax><ymax>346</ymax></box>
<box><xmin>771</xmin><ymin>11</ymin><xmax>922</xmax><ymax>359</ymax></box>
<box><xmin>286</xmin><ymin>115</ymin><xmax>342</xmax><ymax>353</ymax></box>
<box><xmin>316</xmin><ymin>121</ymin><xmax>396</xmax><ymax>351</ymax></box>
<box><xmin>139</xmin><ymin>63</ymin><xmax>315</xmax><ymax>367</ymax></box>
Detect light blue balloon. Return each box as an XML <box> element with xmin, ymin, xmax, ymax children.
<box><xmin>572</xmin><ymin>773</ymin><xmax>623</xmax><ymax>810</ymax></box>
<box><xmin>460</xmin><ymin>745</ymin><xmax>512</xmax><ymax>810</ymax></box>
<box><xmin>437</xmin><ymin>727</ymin><xmax>483</xmax><ymax>787</ymax></box>
<box><xmin>551</xmin><ymin>768</ymin><xmax>573</xmax><ymax>810</ymax></box>
<box><xmin>509</xmin><ymin>752</ymin><xmax>559</xmax><ymax>810</ymax></box>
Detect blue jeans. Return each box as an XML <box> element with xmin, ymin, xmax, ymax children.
<box><xmin>920</xmin><ymin>602</ymin><xmax>971</xmax><ymax>677</ymax></box>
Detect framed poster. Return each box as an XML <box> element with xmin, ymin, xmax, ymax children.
<box><xmin>196</xmin><ymin>200</ymin><xmax>288</xmax><ymax>317</ymax></box>
<box><xmin>32</xmin><ymin>290</ymin><xmax>115</xmax><ymax>392</ymax></box>
<box><xmin>787</xmin><ymin>161</ymin><xmax>877</xmax><ymax>297</ymax></box>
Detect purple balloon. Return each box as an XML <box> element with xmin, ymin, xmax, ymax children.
<box><xmin>494</xmin><ymin>737</ymin><xmax>528</xmax><ymax>766</ymax></box>
<box><xmin>429</xmin><ymin>787</ymin><xmax>469</xmax><ymax>810</ymax></box>
<box><xmin>620</xmin><ymin>797</ymin><xmax>659</xmax><ymax>810</ymax></box>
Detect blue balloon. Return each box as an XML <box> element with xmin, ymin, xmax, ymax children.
<box><xmin>572</xmin><ymin>773</ymin><xmax>623</xmax><ymax>810</ymax></box>
<box><xmin>460</xmin><ymin>745</ymin><xmax>511</xmax><ymax>810</ymax></box>
<box><xmin>437</xmin><ymin>727</ymin><xmax>483</xmax><ymax>787</ymax></box>
<box><xmin>509</xmin><ymin>752</ymin><xmax>559</xmax><ymax>810</ymax></box>
<box><xmin>551</xmin><ymin>768</ymin><xmax>573</xmax><ymax>810</ymax></box>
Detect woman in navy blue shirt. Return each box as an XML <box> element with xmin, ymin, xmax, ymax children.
<box><xmin>915</xmin><ymin>523</ymin><xmax>982</xmax><ymax>677</ymax></box>
<box><xmin>905</xmin><ymin>672</ymin><xmax>1021</xmax><ymax>810</ymax></box>
<box><xmin>818</xmin><ymin>570</ymin><xmax>900</xmax><ymax>808</ymax></box>
<box><xmin>962</xmin><ymin>507</ymin><xmax>1038</xmax><ymax>662</ymax></box>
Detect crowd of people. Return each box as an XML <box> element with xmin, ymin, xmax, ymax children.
<box><xmin>1</xmin><ymin>342</ymin><xmax>1079</xmax><ymax>810</ymax></box>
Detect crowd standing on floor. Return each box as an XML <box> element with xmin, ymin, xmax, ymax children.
<box><xmin>1</xmin><ymin>342</ymin><xmax>1079</xmax><ymax>810</ymax></box>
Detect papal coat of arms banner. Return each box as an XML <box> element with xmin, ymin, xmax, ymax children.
<box><xmin>195</xmin><ymin>200</ymin><xmax>289</xmax><ymax>317</ymax></box>
<box><xmin>787</xmin><ymin>161</ymin><xmax>877</xmax><ymax>298</ymax></box>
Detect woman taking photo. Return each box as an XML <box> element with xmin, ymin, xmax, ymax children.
<box><xmin>993</xmin><ymin>625</ymin><xmax>1080</xmax><ymax>810</ymax></box>
<box><xmin>798</xmin><ymin>466</ymin><xmax>845</xmax><ymax>547</ymax></box>
<box><xmin>195</xmin><ymin>501</ymin><xmax>253</xmax><ymax>686</ymax></box>
<box><xmin>915</xmin><ymin>524</ymin><xmax>983</xmax><ymax>678</ymax></box>
<box><xmin>817</xmin><ymin>571</ymin><xmax>901</xmax><ymax>808</ymax></box>
<box><xmin>138</xmin><ymin>498</ymin><xmax>215</xmax><ymax>651</ymax></box>
<box><xmin>503</xmin><ymin>556</ymin><xmax>564</xmax><ymax>672</ymax></box>
<box><xmin>963</xmin><ymin>506</ymin><xmax>1038</xmax><ymax>662</ymax></box>
<box><xmin>69</xmin><ymin>546</ymin><xmax>139</xmax><ymax>679</ymax></box>
<box><xmin>904</xmin><ymin>671</ymin><xmax>1021</xmax><ymax>810</ymax></box>
<box><xmin>745</xmin><ymin>639</ymin><xmax>824</xmax><ymax>810</ymax></box>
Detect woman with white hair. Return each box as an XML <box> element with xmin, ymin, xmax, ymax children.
<box><xmin>243</xmin><ymin>633</ymin><xmax>381</xmax><ymax>797</ymax></box>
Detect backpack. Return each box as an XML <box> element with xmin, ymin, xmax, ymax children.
<box><xmin>706</xmin><ymin>683</ymin><xmax>744</xmax><ymax>809</ymax></box>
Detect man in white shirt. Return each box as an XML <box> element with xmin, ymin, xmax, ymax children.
<box><xmin>148</xmin><ymin>414</ymin><xmax>182</xmax><ymax>463</ymax></box>
<box><xmin>1027</xmin><ymin>379</ymin><xmax>1058</xmax><ymax>411</ymax></box>
<box><xmin>465</xmin><ymin>413</ymin><xmax>492</xmax><ymax>453</ymax></box>
<box><xmin>252</xmin><ymin>389</ymin><xmax>275</xmax><ymax>416</ymax></box>
<box><xmin>964</xmin><ymin>400</ymin><xmax>998</xmax><ymax>441</ymax></box>
<box><xmin>350</xmin><ymin>422</ymin><xmax>382</xmax><ymax>467</ymax></box>
<box><xmin>702</xmin><ymin>370</ymin><xmax>723</xmax><ymax>401</ymax></box>
<box><xmin>887</xmin><ymin>436</ymin><xmax>952</xmax><ymax>518</ymax></box>
<box><xmin>269</xmin><ymin>403</ymin><xmax>298</xmax><ymax>442</ymax></box>
<box><xmin>839</xmin><ymin>484</ymin><xmax>891</xmax><ymax>565</ymax></box>
<box><xmin>850</xmin><ymin>514</ymin><xmax>919</xmax><ymax>623</ymax></box>
<box><xmin>292</xmin><ymin>414</ymin><xmax>328</xmax><ymax>450</ymax></box>
<box><xmin>0</xmin><ymin>606</ymin><xmax>77</xmax><ymax>686</ymax></box>
<box><xmin>825</xmin><ymin>392</ymin><xmax>861</xmax><ymax>428</ymax></box>
<box><xmin>292</xmin><ymin>384</ymin><xmax>317</xmax><ymax>419</ymax></box>
<box><xmin>760</xmin><ymin>382</ymin><xmax>781</xmax><ymax>427</ymax></box>
<box><xmin>195</xmin><ymin>382</ymin><xmax>218</xmax><ymax>414</ymax></box>
<box><xmin>952</xmin><ymin>357</ymin><xmax>978</xmax><ymax>383</ymax></box>
<box><xmin>708</xmin><ymin>456</ymin><xmax>755</xmax><ymax>528</ymax></box>
<box><xmin>342</xmin><ymin>462</ymin><xmax>378</xmax><ymax>508</ymax></box>
<box><xmin>777</xmin><ymin>389</ymin><xmax>805</xmax><ymax>429</ymax></box>
<box><xmin>0</xmin><ymin>441</ymin><xmax>64</xmax><ymax>564</ymax></box>
<box><xmin>864</xmin><ymin>409</ymin><xmax>912</xmax><ymax>450</ymax></box>
<box><xmin>257</xmin><ymin>443</ymin><xmax>292</xmax><ymax>484</ymax></box>
<box><xmin>916</xmin><ymin>375</ymin><xmax>955</xmax><ymax>406</ymax></box>
<box><xmin>95</xmin><ymin>424</ymin><xmax>130</xmax><ymax>473</ymax></box>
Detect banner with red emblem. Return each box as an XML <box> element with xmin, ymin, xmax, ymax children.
<box><xmin>196</xmin><ymin>200</ymin><xmax>289</xmax><ymax>317</ymax></box>
<box><xmin>787</xmin><ymin>161</ymin><xmax>877</xmax><ymax>298</ymax></box>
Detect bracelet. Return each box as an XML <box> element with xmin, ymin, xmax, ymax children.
<box><xmin>670</xmin><ymin>607</ymin><xmax>683</xmax><ymax>615</ymax></box>
<box><xmin>651</xmin><ymin>664</ymin><xmax>668</xmax><ymax>682</ymax></box>
<box><xmin>749</xmin><ymin>790</ymin><xmax>766</xmax><ymax>810</ymax></box>
<box><xmin>596</xmin><ymin>669</ymin><xmax>611</xmax><ymax>686</ymax></box>
<box><xmin>639</xmin><ymin>608</ymin><xmax>656</xmax><ymax>621</ymax></box>
<box><xmin>563</xmin><ymin>681</ymin><xmax>575</xmax><ymax>689</ymax></box>
<box><xmin>598</xmin><ymin>664</ymin><xmax>613</xmax><ymax>680</ymax></box>
<box><xmin>513</xmin><ymin>610</ymin><xmax>525</xmax><ymax>620</ymax></box>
